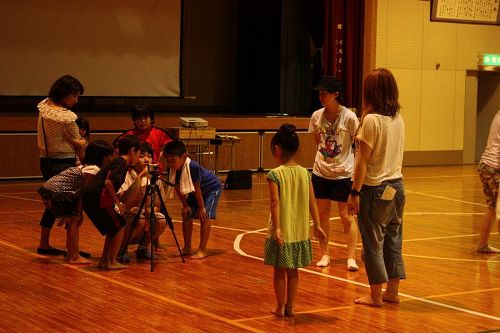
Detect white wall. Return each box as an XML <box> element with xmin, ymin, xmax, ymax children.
<box><xmin>376</xmin><ymin>0</ymin><xmax>500</xmax><ymax>152</ymax></box>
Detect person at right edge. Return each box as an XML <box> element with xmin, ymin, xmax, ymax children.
<box><xmin>347</xmin><ymin>68</ymin><xmax>406</xmax><ymax>307</ymax></box>
<box><xmin>476</xmin><ymin>109</ymin><xmax>500</xmax><ymax>254</ymax></box>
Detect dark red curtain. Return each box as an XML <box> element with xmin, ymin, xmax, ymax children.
<box><xmin>322</xmin><ymin>0</ymin><xmax>364</xmax><ymax>109</ymax></box>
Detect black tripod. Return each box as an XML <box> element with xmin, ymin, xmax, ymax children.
<box><xmin>120</xmin><ymin>171</ymin><xmax>185</xmax><ymax>272</ymax></box>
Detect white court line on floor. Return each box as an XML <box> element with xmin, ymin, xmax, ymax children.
<box><xmin>404</xmin><ymin>174</ymin><xmax>478</xmax><ymax>179</ymax></box>
<box><xmin>0</xmin><ymin>194</ymin><xmax>43</xmax><ymax>203</ymax></box>
<box><xmin>0</xmin><ymin>191</ymin><xmax>42</xmax><ymax>195</ymax></box>
<box><xmin>405</xmin><ymin>190</ymin><xmax>487</xmax><ymax>207</ymax></box>
<box><xmin>403</xmin><ymin>254</ymin><xmax>500</xmax><ymax>263</ymax></box>
<box><xmin>0</xmin><ymin>192</ymin><xmax>269</xmax><ymax>206</ymax></box>
<box><xmin>405</xmin><ymin>212</ymin><xmax>482</xmax><ymax>216</ymax></box>
<box><xmin>0</xmin><ymin>210</ymin><xmax>45</xmax><ymax>214</ymax></box>
<box><xmin>402</xmin><ymin>233</ymin><xmax>479</xmax><ymax>242</ymax></box>
<box><xmin>233</xmin><ymin>228</ymin><xmax>500</xmax><ymax>323</ymax></box>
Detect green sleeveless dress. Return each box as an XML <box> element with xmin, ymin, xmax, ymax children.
<box><xmin>264</xmin><ymin>165</ymin><xmax>313</xmax><ymax>268</ymax></box>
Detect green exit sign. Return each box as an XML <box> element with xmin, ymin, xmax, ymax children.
<box><xmin>479</xmin><ymin>54</ymin><xmax>500</xmax><ymax>68</ymax></box>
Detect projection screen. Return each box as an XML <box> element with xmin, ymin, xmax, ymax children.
<box><xmin>0</xmin><ymin>0</ymin><xmax>181</xmax><ymax>97</ymax></box>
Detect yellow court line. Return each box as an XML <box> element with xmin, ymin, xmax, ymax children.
<box><xmin>422</xmin><ymin>287</ymin><xmax>500</xmax><ymax>300</ymax></box>
<box><xmin>234</xmin><ymin>305</ymin><xmax>357</xmax><ymax>322</ymax></box>
<box><xmin>0</xmin><ymin>239</ymin><xmax>266</xmax><ymax>333</ymax></box>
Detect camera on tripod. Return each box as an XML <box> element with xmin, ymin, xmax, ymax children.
<box><xmin>146</xmin><ymin>163</ymin><xmax>160</xmax><ymax>174</ymax></box>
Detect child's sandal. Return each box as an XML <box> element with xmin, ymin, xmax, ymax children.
<box><xmin>285</xmin><ymin>304</ymin><xmax>295</xmax><ymax>317</ymax></box>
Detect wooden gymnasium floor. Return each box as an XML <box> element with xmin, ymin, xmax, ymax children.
<box><xmin>0</xmin><ymin>165</ymin><xmax>498</xmax><ymax>332</ymax></box>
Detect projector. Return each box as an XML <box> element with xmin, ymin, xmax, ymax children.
<box><xmin>179</xmin><ymin>117</ymin><xmax>208</xmax><ymax>128</ymax></box>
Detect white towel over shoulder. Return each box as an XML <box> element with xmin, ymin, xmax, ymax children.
<box><xmin>166</xmin><ymin>157</ymin><xmax>195</xmax><ymax>198</ymax></box>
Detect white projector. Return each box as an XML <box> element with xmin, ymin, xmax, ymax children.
<box><xmin>179</xmin><ymin>117</ymin><xmax>209</xmax><ymax>128</ymax></box>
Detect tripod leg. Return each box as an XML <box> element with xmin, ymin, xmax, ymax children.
<box><xmin>155</xmin><ymin>186</ymin><xmax>185</xmax><ymax>263</ymax></box>
<box><xmin>149</xmin><ymin>188</ymin><xmax>156</xmax><ymax>272</ymax></box>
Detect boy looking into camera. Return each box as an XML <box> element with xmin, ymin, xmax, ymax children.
<box><xmin>82</xmin><ymin>135</ymin><xmax>141</xmax><ymax>270</ymax></box>
<box><xmin>118</xmin><ymin>142</ymin><xmax>167</xmax><ymax>261</ymax></box>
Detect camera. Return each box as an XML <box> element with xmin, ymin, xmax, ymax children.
<box><xmin>146</xmin><ymin>163</ymin><xmax>160</xmax><ymax>174</ymax></box>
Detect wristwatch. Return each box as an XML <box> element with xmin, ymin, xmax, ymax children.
<box><xmin>350</xmin><ymin>189</ymin><xmax>361</xmax><ymax>196</ymax></box>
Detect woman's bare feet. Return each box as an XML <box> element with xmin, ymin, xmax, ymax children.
<box><xmin>271</xmin><ymin>304</ymin><xmax>285</xmax><ymax>317</ymax></box>
<box><xmin>191</xmin><ymin>249</ymin><xmax>208</xmax><ymax>259</ymax></box>
<box><xmin>285</xmin><ymin>304</ymin><xmax>295</xmax><ymax>317</ymax></box>
<box><xmin>354</xmin><ymin>295</ymin><xmax>382</xmax><ymax>307</ymax></box>
<box><xmin>382</xmin><ymin>291</ymin><xmax>400</xmax><ymax>303</ymax></box>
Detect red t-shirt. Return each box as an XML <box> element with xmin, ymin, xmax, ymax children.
<box><xmin>118</xmin><ymin>127</ymin><xmax>172</xmax><ymax>162</ymax></box>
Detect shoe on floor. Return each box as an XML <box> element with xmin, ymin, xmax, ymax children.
<box><xmin>136</xmin><ymin>247</ymin><xmax>157</xmax><ymax>260</ymax></box>
<box><xmin>37</xmin><ymin>247</ymin><xmax>66</xmax><ymax>256</ymax></box>
<box><xmin>79</xmin><ymin>251</ymin><xmax>91</xmax><ymax>258</ymax></box>
<box><xmin>316</xmin><ymin>255</ymin><xmax>330</xmax><ymax>267</ymax></box>
<box><xmin>347</xmin><ymin>258</ymin><xmax>359</xmax><ymax>271</ymax></box>
<box><xmin>477</xmin><ymin>245</ymin><xmax>500</xmax><ymax>254</ymax></box>
<box><xmin>118</xmin><ymin>251</ymin><xmax>131</xmax><ymax>263</ymax></box>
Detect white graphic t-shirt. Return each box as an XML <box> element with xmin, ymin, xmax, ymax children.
<box><xmin>308</xmin><ymin>106</ymin><xmax>359</xmax><ymax>180</ymax></box>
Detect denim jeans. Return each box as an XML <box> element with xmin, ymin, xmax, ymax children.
<box><xmin>358</xmin><ymin>178</ymin><xmax>406</xmax><ymax>285</ymax></box>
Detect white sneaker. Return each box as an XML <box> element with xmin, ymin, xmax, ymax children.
<box><xmin>347</xmin><ymin>258</ymin><xmax>359</xmax><ymax>271</ymax></box>
<box><xmin>477</xmin><ymin>245</ymin><xmax>500</xmax><ymax>254</ymax></box>
<box><xmin>316</xmin><ymin>255</ymin><xmax>330</xmax><ymax>267</ymax></box>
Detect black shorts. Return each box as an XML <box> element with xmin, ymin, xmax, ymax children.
<box><xmin>312</xmin><ymin>174</ymin><xmax>352</xmax><ymax>202</ymax></box>
<box><xmin>82</xmin><ymin>202</ymin><xmax>125</xmax><ymax>237</ymax></box>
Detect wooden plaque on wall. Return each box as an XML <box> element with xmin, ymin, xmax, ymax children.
<box><xmin>430</xmin><ymin>0</ymin><xmax>500</xmax><ymax>25</ymax></box>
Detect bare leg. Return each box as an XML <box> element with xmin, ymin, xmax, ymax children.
<box><xmin>285</xmin><ymin>269</ymin><xmax>298</xmax><ymax>316</ymax></box>
<box><xmin>192</xmin><ymin>218</ymin><xmax>211</xmax><ymax>259</ymax></box>
<box><xmin>124</xmin><ymin>218</ymin><xmax>146</xmax><ymax>246</ymax></box>
<box><xmin>154</xmin><ymin>237</ymin><xmax>165</xmax><ymax>252</ymax></box>
<box><xmin>180</xmin><ymin>218</ymin><xmax>193</xmax><ymax>255</ymax></box>
<box><xmin>338</xmin><ymin>202</ymin><xmax>359</xmax><ymax>271</ymax></box>
<box><xmin>316</xmin><ymin>199</ymin><xmax>331</xmax><ymax>267</ymax></box>
<box><xmin>107</xmin><ymin>228</ymin><xmax>127</xmax><ymax>269</ymax></box>
<box><xmin>382</xmin><ymin>278</ymin><xmax>400</xmax><ymax>303</ymax></box>
<box><xmin>477</xmin><ymin>207</ymin><xmax>499</xmax><ymax>253</ymax></box>
<box><xmin>98</xmin><ymin>236</ymin><xmax>112</xmax><ymax>269</ymax></box>
<box><xmin>272</xmin><ymin>267</ymin><xmax>286</xmax><ymax>317</ymax></box>
<box><xmin>355</xmin><ymin>283</ymin><xmax>383</xmax><ymax>307</ymax></box>
<box><xmin>67</xmin><ymin>219</ymin><xmax>91</xmax><ymax>264</ymax></box>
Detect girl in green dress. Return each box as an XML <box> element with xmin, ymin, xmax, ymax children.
<box><xmin>265</xmin><ymin>124</ymin><xmax>326</xmax><ymax>317</ymax></box>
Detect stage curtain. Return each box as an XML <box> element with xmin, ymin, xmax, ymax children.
<box><xmin>322</xmin><ymin>0</ymin><xmax>364</xmax><ymax>109</ymax></box>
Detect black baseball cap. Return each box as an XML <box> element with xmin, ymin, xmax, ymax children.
<box><xmin>313</xmin><ymin>75</ymin><xmax>344</xmax><ymax>92</ymax></box>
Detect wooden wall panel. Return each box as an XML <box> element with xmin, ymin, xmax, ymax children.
<box><xmin>261</xmin><ymin>132</ymin><xmax>316</xmax><ymax>170</ymax></box>
<box><xmin>213</xmin><ymin>132</ymin><xmax>260</xmax><ymax>171</ymax></box>
<box><xmin>0</xmin><ymin>134</ymin><xmax>40</xmax><ymax>178</ymax></box>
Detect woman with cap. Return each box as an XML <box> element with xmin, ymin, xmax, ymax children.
<box><xmin>308</xmin><ymin>75</ymin><xmax>359</xmax><ymax>271</ymax></box>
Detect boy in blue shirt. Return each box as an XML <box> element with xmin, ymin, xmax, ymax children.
<box><xmin>163</xmin><ymin>140</ymin><xmax>222</xmax><ymax>259</ymax></box>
